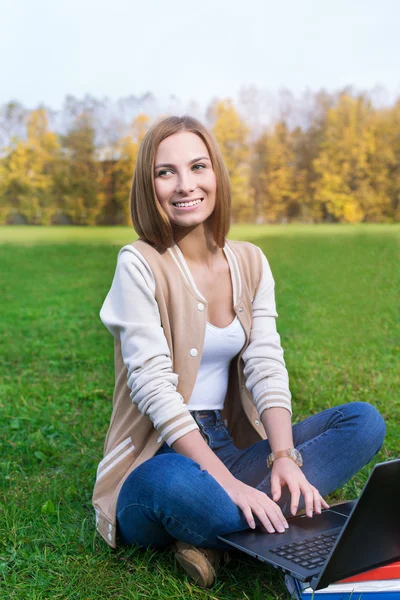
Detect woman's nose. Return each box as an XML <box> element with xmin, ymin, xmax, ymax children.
<box><xmin>176</xmin><ymin>171</ymin><xmax>196</xmax><ymax>194</ymax></box>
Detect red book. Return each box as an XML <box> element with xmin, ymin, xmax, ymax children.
<box><xmin>340</xmin><ymin>561</ymin><xmax>400</xmax><ymax>583</ymax></box>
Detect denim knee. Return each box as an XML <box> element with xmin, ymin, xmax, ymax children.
<box><xmin>117</xmin><ymin>451</ymin><xmax>247</xmax><ymax>549</ymax></box>
<box><xmin>117</xmin><ymin>452</ymin><xmax>200</xmax><ymax>512</ymax></box>
<box><xmin>348</xmin><ymin>401</ymin><xmax>386</xmax><ymax>458</ymax></box>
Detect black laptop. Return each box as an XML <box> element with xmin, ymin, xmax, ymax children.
<box><xmin>218</xmin><ymin>459</ymin><xmax>400</xmax><ymax>591</ymax></box>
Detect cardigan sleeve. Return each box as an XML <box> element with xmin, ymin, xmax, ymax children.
<box><xmin>242</xmin><ymin>246</ymin><xmax>292</xmax><ymax>418</ymax></box>
<box><xmin>99</xmin><ymin>245</ymin><xmax>199</xmax><ymax>446</ymax></box>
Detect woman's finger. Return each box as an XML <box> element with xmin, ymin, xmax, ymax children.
<box><xmin>252</xmin><ymin>503</ymin><xmax>278</xmax><ymax>533</ymax></box>
<box><xmin>260</xmin><ymin>503</ymin><xmax>287</xmax><ymax>533</ymax></box>
<box><xmin>270</xmin><ymin>474</ymin><xmax>282</xmax><ymax>502</ymax></box>
<box><xmin>259</xmin><ymin>491</ymin><xmax>289</xmax><ymax>529</ymax></box>
<box><xmin>321</xmin><ymin>496</ymin><xmax>330</xmax><ymax>509</ymax></box>
<box><xmin>288</xmin><ymin>484</ymin><xmax>301</xmax><ymax>516</ymax></box>
<box><xmin>239</xmin><ymin>503</ymin><xmax>257</xmax><ymax>529</ymax></box>
<box><xmin>312</xmin><ymin>486</ymin><xmax>322</xmax><ymax>514</ymax></box>
<box><xmin>301</xmin><ymin>485</ymin><xmax>315</xmax><ymax>517</ymax></box>
<box><xmin>273</xmin><ymin>503</ymin><xmax>289</xmax><ymax>528</ymax></box>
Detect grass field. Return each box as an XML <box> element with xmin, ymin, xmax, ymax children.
<box><xmin>1</xmin><ymin>224</ymin><xmax>399</xmax><ymax>600</ymax></box>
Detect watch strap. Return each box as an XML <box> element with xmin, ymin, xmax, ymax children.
<box><xmin>267</xmin><ymin>447</ymin><xmax>303</xmax><ymax>468</ymax></box>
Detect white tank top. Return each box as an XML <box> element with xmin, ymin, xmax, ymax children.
<box><xmin>187</xmin><ymin>316</ymin><xmax>246</xmax><ymax>410</ymax></box>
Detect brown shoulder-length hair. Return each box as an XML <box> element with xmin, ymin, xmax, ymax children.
<box><xmin>130</xmin><ymin>115</ymin><xmax>231</xmax><ymax>249</ymax></box>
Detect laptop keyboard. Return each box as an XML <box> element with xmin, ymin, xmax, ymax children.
<box><xmin>269</xmin><ymin>532</ymin><xmax>339</xmax><ymax>570</ymax></box>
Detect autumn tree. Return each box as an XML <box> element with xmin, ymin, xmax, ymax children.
<box><xmin>313</xmin><ymin>93</ymin><xmax>393</xmax><ymax>223</ymax></box>
<box><xmin>0</xmin><ymin>108</ymin><xmax>61</xmax><ymax>224</ymax></box>
<box><xmin>1</xmin><ymin>90</ymin><xmax>400</xmax><ymax>226</ymax></box>
<box><xmin>378</xmin><ymin>100</ymin><xmax>400</xmax><ymax>221</ymax></box>
<box><xmin>0</xmin><ymin>101</ymin><xmax>26</xmax><ymax>149</ymax></box>
<box><xmin>109</xmin><ymin>114</ymin><xmax>150</xmax><ymax>224</ymax></box>
<box><xmin>252</xmin><ymin>121</ymin><xmax>297</xmax><ymax>223</ymax></box>
<box><xmin>290</xmin><ymin>91</ymin><xmax>333</xmax><ymax>222</ymax></box>
<box><xmin>208</xmin><ymin>99</ymin><xmax>254</xmax><ymax>222</ymax></box>
<box><xmin>57</xmin><ymin>111</ymin><xmax>104</xmax><ymax>225</ymax></box>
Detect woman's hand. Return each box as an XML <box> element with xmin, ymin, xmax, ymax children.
<box><xmin>223</xmin><ymin>477</ymin><xmax>289</xmax><ymax>533</ymax></box>
<box><xmin>271</xmin><ymin>458</ymin><xmax>330</xmax><ymax>517</ymax></box>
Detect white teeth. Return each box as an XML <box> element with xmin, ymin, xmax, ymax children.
<box><xmin>174</xmin><ymin>199</ymin><xmax>202</xmax><ymax>208</ymax></box>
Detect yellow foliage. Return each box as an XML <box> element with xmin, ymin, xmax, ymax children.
<box><xmin>254</xmin><ymin>122</ymin><xmax>296</xmax><ymax>223</ymax></box>
<box><xmin>1</xmin><ymin>109</ymin><xmax>61</xmax><ymax>224</ymax></box>
<box><xmin>343</xmin><ymin>199</ymin><xmax>364</xmax><ymax>223</ymax></box>
<box><xmin>209</xmin><ymin>99</ymin><xmax>252</xmax><ymax>222</ymax></box>
<box><xmin>1</xmin><ymin>95</ymin><xmax>399</xmax><ymax>225</ymax></box>
<box><xmin>112</xmin><ymin>114</ymin><xmax>151</xmax><ymax>224</ymax></box>
<box><xmin>313</xmin><ymin>94</ymin><xmax>395</xmax><ymax>222</ymax></box>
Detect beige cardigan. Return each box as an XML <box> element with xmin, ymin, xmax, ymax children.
<box><xmin>93</xmin><ymin>239</ymin><xmax>292</xmax><ymax>548</ymax></box>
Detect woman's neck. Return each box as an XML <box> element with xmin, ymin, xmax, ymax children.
<box><xmin>172</xmin><ymin>222</ymin><xmax>222</xmax><ymax>269</ymax></box>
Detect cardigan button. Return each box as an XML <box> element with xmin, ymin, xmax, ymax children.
<box><xmin>238</xmin><ymin>307</ymin><xmax>243</xmax><ymax>312</ymax></box>
<box><xmin>197</xmin><ymin>303</ymin><xmax>205</xmax><ymax>311</ymax></box>
<box><xmin>189</xmin><ymin>348</ymin><xmax>198</xmax><ymax>357</ymax></box>
<box><xmin>255</xmin><ymin>419</ymin><xmax>260</xmax><ymax>425</ymax></box>
<box><xmin>107</xmin><ymin>533</ymin><xmax>112</xmax><ymax>542</ymax></box>
<box><xmin>157</xmin><ymin>435</ymin><xmax>163</xmax><ymax>443</ymax></box>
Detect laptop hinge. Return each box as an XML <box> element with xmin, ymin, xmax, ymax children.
<box><xmin>285</xmin><ymin>575</ymin><xmax>310</xmax><ymax>600</ymax></box>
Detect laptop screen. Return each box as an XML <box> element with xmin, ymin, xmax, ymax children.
<box><xmin>316</xmin><ymin>460</ymin><xmax>400</xmax><ymax>590</ymax></box>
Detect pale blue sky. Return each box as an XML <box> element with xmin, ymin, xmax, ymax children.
<box><xmin>1</xmin><ymin>0</ymin><xmax>399</xmax><ymax>110</ymax></box>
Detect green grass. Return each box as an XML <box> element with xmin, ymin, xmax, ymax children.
<box><xmin>1</xmin><ymin>224</ymin><xmax>399</xmax><ymax>599</ymax></box>
<box><xmin>0</xmin><ymin>223</ymin><xmax>398</xmax><ymax>245</ymax></box>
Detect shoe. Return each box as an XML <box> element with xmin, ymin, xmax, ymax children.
<box><xmin>171</xmin><ymin>540</ymin><xmax>230</xmax><ymax>588</ymax></box>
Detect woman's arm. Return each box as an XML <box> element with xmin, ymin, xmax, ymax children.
<box><xmin>172</xmin><ymin>428</ymin><xmax>289</xmax><ymax>533</ymax></box>
<box><xmin>100</xmin><ymin>245</ymin><xmax>200</xmax><ymax>446</ymax></box>
<box><xmin>243</xmin><ymin>247</ymin><xmax>328</xmax><ymax>516</ymax></box>
<box><xmin>241</xmin><ymin>248</ymin><xmax>292</xmax><ymax>418</ymax></box>
<box><xmin>260</xmin><ymin>407</ymin><xmax>328</xmax><ymax>517</ymax></box>
<box><xmin>260</xmin><ymin>406</ymin><xmax>294</xmax><ymax>452</ymax></box>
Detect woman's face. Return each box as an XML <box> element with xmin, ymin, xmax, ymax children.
<box><xmin>154</xmin><ymin>131</ymin><xmax>217</xmax><ymax>229</ymax></box>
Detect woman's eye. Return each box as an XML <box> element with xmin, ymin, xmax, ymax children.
<box><xmin>156</xmin><ymin>169</ymin><xmax>173</xmax><ymax>177</ymax></box>
<box><xmin>193</xmin><ymin>164</ymin><xmax>206</xmax><ymax>171</ymax></box>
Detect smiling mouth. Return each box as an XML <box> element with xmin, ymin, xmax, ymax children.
<box><xmin>172</xmin><ymin>198</ymin><xmax>204</xmax><ymax>208</ymax></box>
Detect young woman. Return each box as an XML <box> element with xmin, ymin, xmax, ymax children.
<box><xmin>92</xmin><ymin>116</ymin><xmax>386</xmax><ymax>588</ymax></box>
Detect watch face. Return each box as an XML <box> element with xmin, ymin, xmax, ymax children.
<box><xmin>291</xmin><ymin>448</ymin><xmax>303</xmax><ymax>467</ymax></box>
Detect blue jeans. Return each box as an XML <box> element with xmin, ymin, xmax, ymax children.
<box><xmin>116</xmin><ymin>402</ymin><xmax>385</xmax><ymax>550</ymax></box>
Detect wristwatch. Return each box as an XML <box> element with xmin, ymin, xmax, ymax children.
<box><xmin>267</xmin><ymin>447</ymin><xmax>303</xmax><ymax>468</ymax></box>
